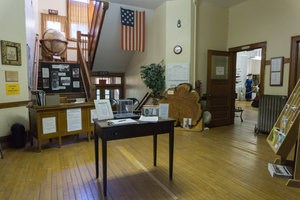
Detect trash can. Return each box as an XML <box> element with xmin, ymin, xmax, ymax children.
<box><xmin>10</xmin><ymin>123</ymin><xmax>26</xmax><ymax>148</ymax></box>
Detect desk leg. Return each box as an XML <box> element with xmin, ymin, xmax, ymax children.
<box><xmin>58</xmin><ymin>136</ymin><xmax>62</xmax><ymax>148</ymax></box>
<box><xmin>169</xmin><ymin>129</ymin><xmax>174</xmax><ymax>180</ymax></box>
<box><xmin>240</xmin><ymin>110</ymin><xmax>244</xmax><ymax>122</ymax></box>
<box><xmin>94</xmin><ymin>130</ymin><xmax>99</xmax><ymax>178</ymax></box>
<box><xmin>38</xmin><ymin>138</ymin><xmax>42</xmax><ymax>152</ymax></box>
<box><xmin>153</xmin><ymin>133</ymin><xmax>157</xmax><ymax>166</ymax></box>
<box><xmin>102</xmin><ymin>139</ymin><xmax>107</xmax><ymax>197</ymax></box>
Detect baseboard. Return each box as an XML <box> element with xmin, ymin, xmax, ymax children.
<box><xmin>0</xmin><ymin>130</ymin><xmax>29</xmax><ymax>149</ymax></box>
<box><xmin>0</xmin><ymin>135</ymin><xmax>9</xmax><ymax>148</ymax></box>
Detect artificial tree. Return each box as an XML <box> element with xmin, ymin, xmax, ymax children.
<box><xmin>140</xmin><ymin>60</ymin><xmax>165</xmax><ymax>104</ymax></box>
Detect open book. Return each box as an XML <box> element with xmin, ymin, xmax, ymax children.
<box><xmin>107</xmin><ymin>118</ymin><xmax>137</xmax><ymax>126</ymax></box>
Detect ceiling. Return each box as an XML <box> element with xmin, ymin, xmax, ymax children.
<box><xmin>107</xmin><ymin>0</ymin><xmax>174</xmax><ymax>9</ymax></box>
<box><xmin>107</xmin><ymin>0</ymin><xmax>247</xmax><ymax>9</ymax></box>
<box><xmin>199</xmin><ymin>0</ymin><xmax>247</xmax><ymax>7</ymax></box>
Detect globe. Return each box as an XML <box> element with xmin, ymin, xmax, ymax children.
<box><xmin>41</xmin><ymin>29</ymin><xmax>68</xmax><ymax>58</ymax></box>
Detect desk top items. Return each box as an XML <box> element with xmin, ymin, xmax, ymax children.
<box><xmin>94</xmin><ymin>99</ymin><xmax>114</xmax><ymax>121</ymax></box>
<box><xmin>142</xmin><ymin>105</ymin><xmax>159</xmax><ymax>116</ymax></box>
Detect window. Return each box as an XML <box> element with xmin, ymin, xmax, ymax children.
<box><xmin>92</xmin><ymin>74</ymin><xmax>124</xmax><ymax>101</ymax></box>
<box><xmin>41</xmin><ymin>13</ymin><xmax>67</xmax><ymax>35</ymax></box>
<box><xmin>67</xmin><ymin>0</ymin><xmax>89</xmax><ymax>39</ymax></box>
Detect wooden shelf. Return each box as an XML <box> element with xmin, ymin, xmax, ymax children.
<box><xmin>266</xmin><ymin>79</ymin><xmax>300</xmax><ymax>187</ymax></box>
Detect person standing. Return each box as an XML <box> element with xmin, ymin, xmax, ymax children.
<box><xmin>245</xmin><ymin>74</ymin><xmax>253</xmax><ymax>101</ymax></box>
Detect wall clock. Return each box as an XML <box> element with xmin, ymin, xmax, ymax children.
<box><xmin>173</xmin><ymin>45</ymin><xmax>182</xmax><ymax>55</ymax></box>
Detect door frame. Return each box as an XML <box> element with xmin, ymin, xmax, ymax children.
<box><xmin>229</xmin><ymin>41</ymin><xmax>267</xmax><ymax>97</ymax></box>
<box><xmin>289</xmin><ymin>36</ymin><xmax>300</xmax><ymax>95</ymax></box>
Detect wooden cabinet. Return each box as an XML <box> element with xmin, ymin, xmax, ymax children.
<box><xmin>29</xmin><ymin>102</ymin><xmax>95</xmax><ymax>151</ymax></box>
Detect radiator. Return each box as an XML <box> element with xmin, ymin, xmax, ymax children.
<box><xmin>256</xmin><ymin>95</ymin><xmax>287</xmax><ymax>134</ymax></box>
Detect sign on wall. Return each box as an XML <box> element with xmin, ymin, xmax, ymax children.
<box><xmin>165</xmin><ymin>63</ymin><xmax>190</xmax><ymax>89</ymax></box>
<box><xmin>5</xmin><ymin>83</ymin><xmax>20</xmax><ymax>95</ymax></box>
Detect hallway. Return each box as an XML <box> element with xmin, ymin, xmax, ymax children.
<box><xmin>235</xmin><ymin>100</ymin><xmax>259</xmax><ymax>133</ymax></box>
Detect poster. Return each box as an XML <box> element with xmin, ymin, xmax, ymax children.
<box><xmin>216</xmin><ymin>66</ymin><xmax>225</xmax><ymax>75</ymax></box>
<box><xmin>6</xmin><ymin>83</ymin><xmax>20</xmax><ymax>95</ymax></box>
<box><xmin>42</xmin><ymin>117</ymin><xmax>56</xmax><ymax>134</ymax></box>
<box><xmin>67</xmin><ymin>108</ymin><xmax>82</xmax><ymax>132</ymax></box>
<box><xmin>166</xmin><ymin>63</ymin><xmax>190</xmax><ymax>89</ymax></box>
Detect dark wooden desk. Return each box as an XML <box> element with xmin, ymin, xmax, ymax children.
<box><xmin>94</xmin><ymin>119</ymin><xmax>175</xmax><ymax>196</ymax></box>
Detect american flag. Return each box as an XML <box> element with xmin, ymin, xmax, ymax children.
<box><xmin>121</xmin><ymin>7</ymin><xmax>145</xmax><ymax>52</ymax></box>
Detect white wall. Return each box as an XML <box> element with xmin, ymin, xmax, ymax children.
<box><xmin>0</xmin><ymin>0</ymin><xmax>31</xmax><ymax>136</ymax></box>
<box><xmin>125</xmin><ymin>0</ymin><xmax>194</xmax><ymax>101</ymax></box>
<box><xmin>38</xmin><ymin>0</ymin><xmax>67</xmax><ymax>34</ymax></box>
<box><xmin>165</xmin><ymin>0</ymin><xmax>192</xmax><ymax>64</ymax></box>
<box><xmin>26</xmin><ymin>0</ymin><xmax>39</xmax><ymax>90</ymax></box>
<box><xmin>228</xmin><ymin>0</ymin><xmax>300</xmax><ymax>95</ymax></box>
<box><xmin>38</xmin><ymin>0</ymin><xmax>77</xmax><ymax>61</ymax></box>
<box><xmin>196</xmin><ymin>2</ymin><xmax>228</xmax><ymax>94</ymax></box>
<box><xmin>125</xmin><ymin>3</ymin><xmax>166</xmax><ymax>101</ymax></box>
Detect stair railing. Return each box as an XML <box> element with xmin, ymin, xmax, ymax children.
<box><xmin>77</xmin><ymin>31</ymin><xmax>95</xmax><ymax>101</ymax></box>
<box><xmin>88</xmin><ymin>0</ymin><xmax>109</xmax><ymax>70</ymax></box>
<box><xmin>76</xmin><ymin>1</ymin><xmax>109</xmax><ymax>101</ymax></box>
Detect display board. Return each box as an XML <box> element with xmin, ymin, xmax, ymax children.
<box><xmin>38</xmin><ymin>62</ymin><xmax>81</xmax><ymax>93</ymax></box>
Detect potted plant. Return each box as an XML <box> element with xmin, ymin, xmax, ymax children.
<box><xmin>140</xmin><ymin>60</ymin><xmax>165</xmax><ymax>104</ymax></box>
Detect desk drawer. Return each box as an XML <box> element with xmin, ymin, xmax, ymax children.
<box><xmin>98</xmin><ymin>122</ymin><xmax>174</xmax><ymax>141</ymax></box>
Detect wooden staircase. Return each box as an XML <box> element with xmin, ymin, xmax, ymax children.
<box><xmin>31</xmin><ymin>1</ymin><xmax>109</xmax><ymax>103</ymax></box>
<box><xmin>77</xmin><ymin>0</ymin><xmax>109</xmax><ymax>101</ymax></box>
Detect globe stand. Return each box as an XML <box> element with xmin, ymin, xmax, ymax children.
<box><xmin>40</xmin><ymin>29</ymin><xmax>68</xmax><ymax>62</ymax></box>
<box><xmin>40</xmin><ymin>39</ymin><xmax>68</xmax><ymax>62</ymax></box>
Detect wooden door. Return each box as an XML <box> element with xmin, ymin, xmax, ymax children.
<box><xmin>206</xmin><ymin>50</ymin><xmax>235</xmax><ymax>127</ymax></box>
<box><xmin>289</xmin><ymin>36</ymin><xmax>300</xmax><ymax>95</ymax></box>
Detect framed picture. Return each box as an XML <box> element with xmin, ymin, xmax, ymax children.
<box><xmin>1</xmin><ymin>40</ymin><xmax>22</xmax><ymax>66</ymax></box>
<box><xmin>270</xmin><ymin>57</ymin><xmax>283</xmax><ymax>86</ymax></box>
<box><xmin>94</xmin><ymin>99</ymin><xmax>114</xmax><ymax>121</ymax></box>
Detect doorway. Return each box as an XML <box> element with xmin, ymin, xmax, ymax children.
<box><xmin>206</xmin><ymin>42</ymin><xmax>266</xmax><ymax>127</ymax></box>
<box><xmin>230</xmin><ymin>42</ymin><xmax>266</xmax><ymax>123</ymax></box>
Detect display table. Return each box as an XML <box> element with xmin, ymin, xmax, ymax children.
<box><xmin>94</xmin><ymin>118</ymin><xmax>176</xmax><ymax>196</ymax></box>
<box><xmin>28</xmin><ymin>102</ymin><xmax>95</xmax><ymax>151</ymax></box>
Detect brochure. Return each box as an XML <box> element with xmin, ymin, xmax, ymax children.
<box><xmin>107</xmin><ymin>118</ymin><xmax>137</xmax><ymax>126</ymax></box>
<box><xmin>268</xmin><ymin>163</ymin><xmax>293</xmax><ymax>179</ymax></box>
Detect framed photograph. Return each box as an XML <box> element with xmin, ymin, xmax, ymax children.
<box><xmin>5</xmin><ymin>71</ymin><xmax>18</xmax><ymax>82</ymax></box>
<box><xmin>1</xmin><ymin>40</ymin><xmax>22</xmax><ymax>65</ymax></box>
<box><xmin>270</xmin><ymin>57</ymin><xmax>283</xmax><ymax>86</ymax></box>
<box><xmin>94</xmin><ymin>99</ymin><xmax>114</xmax><ymax>121</ymax></box>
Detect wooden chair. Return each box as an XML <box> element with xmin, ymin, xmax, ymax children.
<box><xmin>235</xmin><ymin>107</ymin><xmax>244</xmax><ymax>122</ymax></box>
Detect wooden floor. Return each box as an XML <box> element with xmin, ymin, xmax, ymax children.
<box><xmin>1</xmin><ymin>103</ymin><xmax>300</xmax><ymax>199</ymax></box>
